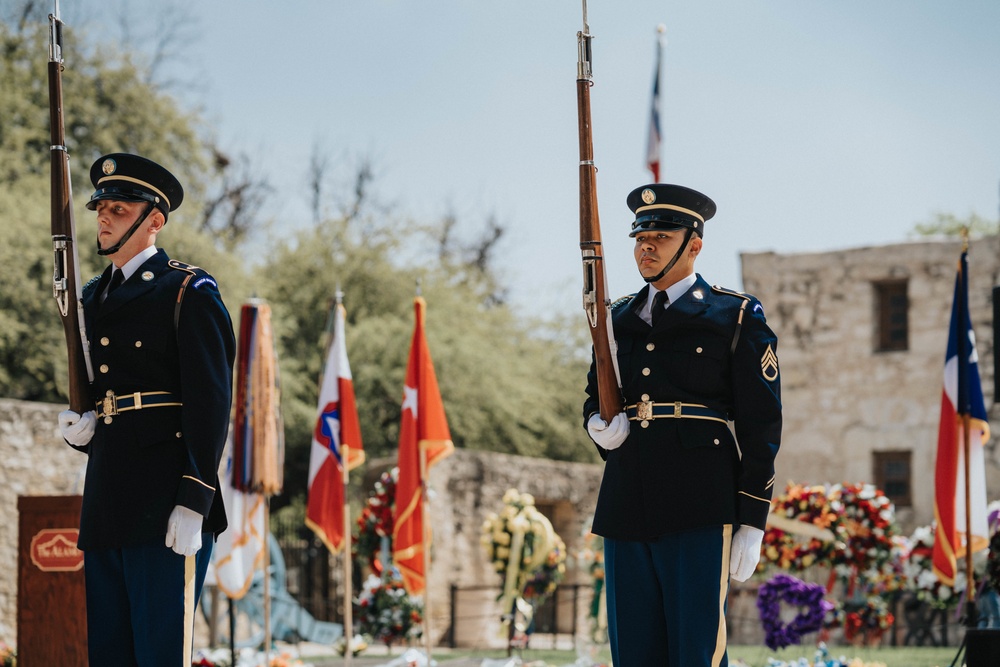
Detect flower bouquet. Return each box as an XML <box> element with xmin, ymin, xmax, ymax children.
<box><xmin>354</xmin><ymin>467</ymin><xmax>398</xmax><ymax>574</ymax></box>
<box><xmin>843</xmin><ymin>596</ymin><xmax>894</xmax><ymax>646</ymax></box>
<box><xmin>356</xmin><ymin>573</ymin><xmax>423</xmax><ymax>648</ymax></box>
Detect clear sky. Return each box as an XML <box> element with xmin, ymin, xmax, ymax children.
<box><xmin>82</xmin><ymin>0</ymin><xmax>1000</xmax><ymax>317</ymax></box>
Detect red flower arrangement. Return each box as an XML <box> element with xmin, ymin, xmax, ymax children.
<box><xmin>827</xmin><ymin>483</ymin><xmax>899</xmax><ymax>577</ymax></box>
<box><xmin>842</xmin><ymin>596</ymin><xmax>894</xmax><ymax>645</ymax></box>
<box><xmin>762</xmin><ymin>483</ymin><xmax>840</xmax><ymax>571</ymax></box>
<box><xmin>353</xmin><ymin>467</ymin><xmax>397</xmax><ymax>574</ymax></box>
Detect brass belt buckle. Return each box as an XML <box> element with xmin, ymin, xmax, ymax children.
<box><xmin>636</xmin><ymin>400</ymin><xmax>653</xmax><ymax>421</ymax></box>
<box><xmin>674</xmin><ymin>401</ymin><xmax>682</xmax><ymax>418</ymax></box>
<box><xmin>102</xmin><ymin>390</ymin><xmax>118</xmax><ymax>417</ymax></box>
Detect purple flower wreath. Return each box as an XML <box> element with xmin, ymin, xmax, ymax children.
<box><xmin>757</xmin><ymin>573</ymin><xmax>834</xmax><ymax>650</ymax></box>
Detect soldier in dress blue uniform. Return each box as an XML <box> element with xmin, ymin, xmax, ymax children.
<box><xmin>584</xmin><ymin>184</ymin><xmax>781</xmax><ymax>667</ymax></box>
<box><xmin>58</xmin><ymin>153</ymin><xmax>236</xmax><ymax>666</ymax></box>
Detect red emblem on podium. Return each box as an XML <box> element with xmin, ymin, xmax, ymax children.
<box><xmin>29</xmin><ymin>529</ymin><xmax>83</xmax><ymax>572</ymax></box>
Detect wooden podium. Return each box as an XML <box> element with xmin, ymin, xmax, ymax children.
<box><xmin>17</xmin><ymin>495</ymin><xmax>87</xmax><ymax>666</ymax></box>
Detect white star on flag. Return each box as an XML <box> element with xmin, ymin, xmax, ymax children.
<box><xmin>402</xmin><ymin>385</ymin><xmax>418</xmax><ymax>416</ymax></box>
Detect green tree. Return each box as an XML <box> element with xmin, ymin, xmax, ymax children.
<box><xmin>911</xmin><ymin>212</ymin><xmax>999</xmax><ymax>238</ymax></box>
<box><xmin>259</xmin><ymin>206</ymin><xmax>597</xmax><ymax>506</ymax></box>
<box><xmin>0</xmin><ymin>14</ymin><xmax>249</xmax><ymax>401</ymax></box>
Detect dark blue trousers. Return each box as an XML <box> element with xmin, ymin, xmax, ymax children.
<box><xmin>605</xmin><ymin>524</ymin><xmax>732</xmax><ymax>667</ymax></box>
<box><xmin>83</xmin><ymin>535</ymin><xmax>213</xmax><ymax>667</ymax></box>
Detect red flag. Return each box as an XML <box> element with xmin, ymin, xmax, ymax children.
<box><xmin>392</xmin><ymin>296</ymin><xmax>454</xmax><ymax>594</ymax></box>
<box><xmin>306</xmin><ymin>303</ymin><xmax>365</xmax><ymax>554</ymax></box>
<box><xmin>932</xmin><ymin>249</ymin><xmax>990</xmax><ymax>585</ymax></box>
<box><xmin>645</xmin><ymin>25</ymin><xmax>665</xmax><ymax>182</ymax></box>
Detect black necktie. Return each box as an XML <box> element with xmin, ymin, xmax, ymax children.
<box><xmin>108</xmin><ymin>269</ymin><xmax>124</xmax><ymax>295</ymax></box>
<box><xmin>651</xmin><ymin>290</ymin><xmax>668</xmax><ymax>326</ymax></box>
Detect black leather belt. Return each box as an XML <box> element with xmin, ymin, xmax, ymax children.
<box><xmin>96</xmin><ymin>390</ymin><xmax>182</xmax><ymax>419</ymax></box>
<box><xmin>625</xmin><ymin>401</ymin><xmax>728</xmax><ymax>424</ymax></box>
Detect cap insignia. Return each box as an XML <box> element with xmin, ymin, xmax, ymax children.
<box><xmin>641</xmin><ymin>188</ymin><xmax>656</xmax><ymax>205</ymax></box>
<box><xmin>102</xmin><ymin>158</ymin><xmax>117</xmax><ymax>175</ymax></box>
<box><xmin>141</xmin><ymin>271</ymin><xmax>154</xmax><ymax>281</ymax></box>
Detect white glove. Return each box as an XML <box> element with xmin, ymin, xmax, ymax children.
<box><xmin>587</xmin><ymin>412</ymin><xmax>630</xmax><ymax>451</ymax></box>
<box><xmin>165</xmin><ymin>505</ymin><xmax>203</xmax><ymax>557</ymax></box>
<box><xmin>730</xmin><ymin>524</ymin><xmax>765</xmax><ymax>582</ymax></box>
<box><xmin>58</xmin><ymin>410</ymin><xmax>96</xmax><ymax>446</ymax></box>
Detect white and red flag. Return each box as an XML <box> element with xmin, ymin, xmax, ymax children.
<box><xmin>306</xmin><ymin>302</ymin><xmax>365</xmax><ymax>554</ymax></box>
<box><xmin>932</xmin><ymin>248</ymin><xmax>991</xmax><ymax>585</ymax></box>
<box><xmin>393</xmin><ymin>296</ymin><xmax>454</xmax><ymax>594</ymax></box>
<box><xmin>645</xmin><ymin>25</ymin><xmax>665</xmax><ymax>182</ymax></box>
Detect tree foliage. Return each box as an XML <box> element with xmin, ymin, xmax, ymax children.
<box><xmin>911</xmin><ymin>212</ymin><xmax>999</xmax><ymax>239</ymax></box>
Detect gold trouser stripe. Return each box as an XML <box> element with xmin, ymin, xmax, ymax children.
<box><xmin>182</xmin><ymin>555</ymin><xmax>195</xmax><ymax>667</ymax></box>
<box><xmin>713</xmin><ymin>524</ymin><xmax>733</xmax><ymax>667</ymax></box>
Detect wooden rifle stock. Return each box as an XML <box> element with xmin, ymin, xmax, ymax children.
<box><xmin>577</xmin><ymin>6</ymin><xmax>623</xmax><ymax>421</ymax></box>
<box><xmin>48</xmin><ymin>4</ymin><xmax>93</xmax><ymax>413</ymax></box>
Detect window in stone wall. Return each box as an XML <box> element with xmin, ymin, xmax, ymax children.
<box><xmin>873</xmin><ymin>450</ymin><xmax>912</xmax><ymax>507</ymax></box>
<box><xmin>874</xmin><ymin>280</ymin><xmax>909</xmax><ymax>352</ymax></box>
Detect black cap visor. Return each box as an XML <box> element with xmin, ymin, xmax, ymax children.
<box><xmin>629</xmin><ymin>213</ymin><xmax>700</xmax><ymax>237</ymax></box>
<box><xmin>86</xmin><ymin>186</ymin><xmax>162</xmax><ymax>212</ymax></box>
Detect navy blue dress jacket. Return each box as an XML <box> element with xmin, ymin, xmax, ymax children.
<box><xmin>74</xmin><ymin>249</ymin><xmax>235</xmax><ymax>550</ymax></box>
<box><xmin>584</xmin><ymin>275</ymin><xmax>781</xmax><ymax>541</ymax></box>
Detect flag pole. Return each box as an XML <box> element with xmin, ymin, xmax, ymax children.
<box><xmin>263</xmin><ymin>498</ymin><xmax>272</xmax><ymax>664</ymax></box>
<box><xmin>415</xmin><ymin>281</ymin><xmax>433</xmax><ymax>663</ymax></box>
<box><xmin>420</xmin><ymin>443</ymin><xmax>433</xmax><ymax>663</ymax></box>
<box><xmin>342</xmin><ymin>443</ymin><xmax>354</xmax><ymax>666</ymax></box>
<box><xmin>338</xmin><ymin>288</ymin><xmax>355</xmax><ymax>666</ymax></box>
<box><xmin>959</xmin><ymin>230</ymin><xmax>977</xmax><ymax>625</ymax></box>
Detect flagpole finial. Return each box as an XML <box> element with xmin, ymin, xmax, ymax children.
<box><xmin>961</xmin><ymin>226</ymin><xmax>969</xmax><ymax>252</ymax></box>
<box><xmin>415</xmin><ymin>278</ymin><xmax>422</xmax><ymax>296</ymax></box>
<box><xmin>335</xmin><ymin>284</ymin><xmax>344</xmax><ymax>306</ymax></box>
<box><xmin>656</xmin><ymin>23</ymin><xmax>666</xmax><ymax>34</ymax></box>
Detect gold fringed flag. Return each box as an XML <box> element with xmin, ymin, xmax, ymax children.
<box><xmin>232</xmin><ymin>300</ymin><xmax>284</xmax><ymax>495</ymax></box>
<box><xmin>392</xmin><ymin>296</ymin><xmax>454</xmax><ymax>594</ymax></box>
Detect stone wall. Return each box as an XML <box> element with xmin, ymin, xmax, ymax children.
<box><xmin>0</xmin><ymin>399</ymin><xmax>87</xmax><ymax>643</ymax></box>
<box><xmin>741</xmin><ymin>234</ymin><xmax>1000</xmax><ymax>530</ymax></box>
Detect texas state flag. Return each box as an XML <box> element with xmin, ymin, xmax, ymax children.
<box><xmin>932</xmin><ymin>248</ymin><xmax>990</xmax><ymax>586</ymax></box>
<box><xmin>306</xmin><ymin>302</ymin><xmax>365</xmax><ymax>554</ymax></box>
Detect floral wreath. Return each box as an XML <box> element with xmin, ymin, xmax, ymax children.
<box><xmin>757</xmin><ymin>573</ymin><xmax>833</xmax><ymax>650</ymax></box>
<box><xmin>827</xmin><ymin>483</ymin><xmax>898</xmax><ymax>580</ymax></box>
<box><xmin>762</xmin><ymin>483</ymin><xmax>840</xmax><ymax>571</ymax></box>
<box><xmin>481</xmin><ymin>489</ymin><xmax>565</xmax><ymax>621</ymax></box>
<box><xmin>762</xmin><ymin>482</ymin><xmax>900</xmax><ymax>594</ymax></box>
<box><xmin>354</xmin><ymin>467</ymin><xmax>397</xmax><ymax>574</ymax></box>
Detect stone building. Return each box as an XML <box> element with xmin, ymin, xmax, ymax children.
<box><xmin>741</xmin><ymin>234</ymin><xmax>1000</xmax><ymax>531</ymax></box>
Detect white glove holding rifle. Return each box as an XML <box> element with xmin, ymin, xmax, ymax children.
<box><xmin>58</xmin><ymin>409</ymin><xmax>96</xmax><ymax>446</ymax></box>
<box><xmin>587</xmin><ymin>412</ymin><xmax>630</xmax><ymax>451</ymax></box>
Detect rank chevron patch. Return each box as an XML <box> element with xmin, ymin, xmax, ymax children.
<box><xmin>761</xmin><ymin>344</ymin><xmax>779</xmax><ymax>382</ymax></box>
